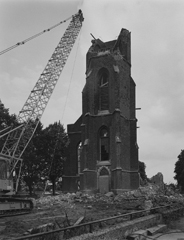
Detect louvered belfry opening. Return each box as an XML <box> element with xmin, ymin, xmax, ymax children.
<box><xmin>99</xmin><ymin>68</ymin><xmax>109</xmax><ymax>111</ymax></box>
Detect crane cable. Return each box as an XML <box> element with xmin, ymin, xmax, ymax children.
<box><xmin>0</xmin><ymin>15</ymin><xmax>73</xmax><ymax>56</ymax></box>
<box><xmin>61</xmin><ymin>26</ymin><xmax>82</xmax><ymax>123</ymax></box>
<box><xmin>48</xmin><ymin>28</ymin><xmax>82</xmax><ymax>174</ymax></box>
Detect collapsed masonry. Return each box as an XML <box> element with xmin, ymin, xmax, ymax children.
<box><xmin>63</xmin><ymin>28</ymin><xmax>139</xmax><ymax>193</ymax></box>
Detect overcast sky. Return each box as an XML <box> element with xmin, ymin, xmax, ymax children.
<box><xmin>0</xmin><ymin>0</ymin><xmax>184</xmax><ymax>184</ymax></box>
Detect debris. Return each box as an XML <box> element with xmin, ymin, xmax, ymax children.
<box><xmin>151</xmin><ymin>172</ymin><xmax>164</xmax><ymax>190</ymax></box>
<box><xmin>147</xmin><ymin>224</ymin><xmax>167</xmax><ymax>236</ymax></box>
<box><xmin>26</xmin><ymin>223</ymin><xmax>55</xmax><ymax>235</ymax></box>
<box><xmin>113</xmin><ymin>65</ymin><xmax>120</xmax><ymax>73</ymax></box>
<box><xmin>144</xmin><ymin>200</ymin><xmax>153</xmax><ymax>214</ymax></box>
<box><xmin>74</xmin><ymin>216</ymin><xmax>85</xmax><ymax>226</ymax></box>
<box><xmin>97</xmin><ymin>50</ymin><xmax>110</xmax><ymax>56</ymax></box>
<box><xmin>127</xmin><ymin>229</ymin><xmax>147</xmax><ymax>240</ymax></box>
<box><xmin>64</xmin><ymin>210</ymin><xmax>71</xmax><ymax>227</ymax></box>
<box><xmin>86</xmin><ymin>205</ymin><xmax>92</xmax><ymax>209</ymax></box>
<box><xmin>0</xmin><ymin>226</ymin><xmax>6</xmax><ymax>233</ymax></box>
<box><xmin>54</xmin><ymin>219</ymin><xmax>62</xmax><ymax>229</ymax></box>
<box><xmin>2</xmin><ymin>182</ymin><xmax>184</xmax><ymax>239</ymax></box>
<box><xmin>105</xmin><ymin>192</ymin><xmax>114</xmax><ymax>197</ymax></box>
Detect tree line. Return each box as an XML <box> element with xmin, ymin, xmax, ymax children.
<box><xmin>2</xmin><ymin>99</ymin><xmax>183</xmax><ymax>194</ymax></box>
<box><xmin>0</xmin><ymin>100</ymin><xmax>149</xmax><ymax>195</ymax></box>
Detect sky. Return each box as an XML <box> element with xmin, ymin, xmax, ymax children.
<box><xmin>0</xmin><ymin>0</ymin><xmax>184</xmax><ymax>184</ymax></box>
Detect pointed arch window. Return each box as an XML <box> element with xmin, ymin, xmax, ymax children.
<box><xmin>98</xmin><ymin>68</ymin><xmax>109</xmax><ymax>111</ymax></box>
<box><xmin>99</xmin><ymin>127</ymin><xmax>109</xmax><ymax>161</ymax></box>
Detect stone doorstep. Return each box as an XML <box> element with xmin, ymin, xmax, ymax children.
<box><xmin>127</xmin><ymin>224</ymin><xmax>167</xmax><ymax>240</ymax></box>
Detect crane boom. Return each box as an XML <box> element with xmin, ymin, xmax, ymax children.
<box><xmin>0</xmin><ymin>10</ymin><xmax>84</xmax><ymax>182</ymax></box>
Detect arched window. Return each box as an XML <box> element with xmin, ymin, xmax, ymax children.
<box><xmin>77</xmin><ymin>142</ymin><xmax>82</xmax><ymax>174</ymax></box>
<box><xmin>99</xmin><ymin>127</ymin><xmax>109</xmax><ymax>161</ymax></box>
<box><xmin>98</xmin><ymin>68</ymin><xmax>109</xmax><ymax>111</ymax></box>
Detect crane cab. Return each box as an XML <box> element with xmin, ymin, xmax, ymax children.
<box><xmin>0</xmin><ymin>156</ymin><xmax>13</xmax><ymax>194</ymax></box>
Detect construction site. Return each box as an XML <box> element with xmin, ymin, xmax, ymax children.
<box><xmin>1</xmin><ymin>1</ymin><xmax>184</xmax><ymax>240</ymax></box>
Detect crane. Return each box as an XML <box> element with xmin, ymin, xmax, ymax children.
<box><xmin>0</xmin><ymin>9</ymin><xmax>84</xmax><ymax>215</ymax></box>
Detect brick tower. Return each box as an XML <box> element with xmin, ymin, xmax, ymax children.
<box><xmin>62</xmin><ymin>28</ymin><xmax>139</xmax><ymax>193</ymax></box>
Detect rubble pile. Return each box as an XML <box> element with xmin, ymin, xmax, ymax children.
<box><xmin>36</xmin><ymin>194</ymin><xmax>76</xmax><ymax>210</ymax></box>
<box><xmin>36</xmin><ymin>183</ymin><xmax>184</xmax><ymax>213</ymax></box>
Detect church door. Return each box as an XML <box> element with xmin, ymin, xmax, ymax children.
<box><xmin>98</xmin><ymin>167</ymin><xmax>110</xmax><ymax>193</ymax></box>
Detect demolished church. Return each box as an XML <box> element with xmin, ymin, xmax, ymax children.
<box><xmin>62</xmin><ymin>28</ymin><xmax>140</xmax><ymax>194</ymax></box>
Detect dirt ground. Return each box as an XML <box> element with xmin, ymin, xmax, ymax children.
<box><xmin>0</xmin><ymin>192</ymin><xmax>131</xmax><ymax>239</ymax></box>
<box><xmin>0</xmin><ymin>184</ymin><xmax>184</xmax><ymax>240</ymax></box>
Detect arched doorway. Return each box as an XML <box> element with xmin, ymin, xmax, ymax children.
<box><xmin>98</xmin><ymin>167</ymin><xmax>110</xmax><ymax>193</ymax></box>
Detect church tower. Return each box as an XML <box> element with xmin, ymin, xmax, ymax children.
<box><xmin>62</xmin><ymin>28</ymin><xmax>139</xmax><ymax>193</ymax></box>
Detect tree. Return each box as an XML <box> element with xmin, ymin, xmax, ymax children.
<box><xmin>21</xmin><ymin>121</ymin><xmax>69</xmax><ymax>195</ymax></box>
<box><xmin>41</xmin><ymin>122</ymin><xmax>69</xmax><ymax>195</ymax></box>
<box><xmin>21</xmin><ymin>121</ymin><xmax>44</xmax><ymax>195</ymax></box>
<box><xmin>0</xmin><ymin>100</ymin><xmax>17</xmax><ymax>150</ymax></box>
<box><xmin>0</xmin><ymin>100</ymin><xmax>16</xmax><ymax>128</ymax></box>
<box><xmin>174</xmin><ymin>150</ymin><xmax>184</xmax><ymax>192</ymax></box>
<box><xmin>138</xmin><ymin>161</ymin><xmax>147</xmax><ymax>182</ymax></box>
<box><xmin>0</xmin><ymin>100</ymin><xmax>18</xmax><ymax>189</ymax></box>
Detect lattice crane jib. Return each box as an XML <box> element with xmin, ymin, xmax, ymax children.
<box><xmin>1</xmin><ymin>10</ymin><xmax>84</xmax><ymax>177</ymax></box>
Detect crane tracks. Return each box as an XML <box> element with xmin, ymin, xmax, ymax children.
<box><xmin>0</xmin><ymin>197</ymin><xmax>33</xmax><ymax>218</ymax></box>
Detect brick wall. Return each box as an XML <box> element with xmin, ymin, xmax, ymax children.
<box><xmin>63</xmin><ymin>28</ymin><xmax>139</xmax><ymax>193</ymax></box>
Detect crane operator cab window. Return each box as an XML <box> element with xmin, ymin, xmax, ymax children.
<box><xmin>0</xmin><ymin>158</ymin><xmax>7</xmax><ymax>179</ymax></box>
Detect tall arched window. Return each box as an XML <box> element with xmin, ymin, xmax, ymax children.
<box><xmin>98</xmin><ymin>68</ymin><xmax>109</xmax><ymax>111</ymax></box>
<box><xmin>99</xmin><ymin>127</ymin><xmax>109</xmax><ymax>161</ymax></box>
